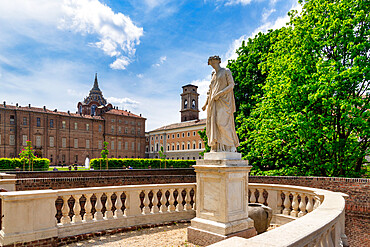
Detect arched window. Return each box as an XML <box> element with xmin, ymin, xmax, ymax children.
<box><xmin>192</xmin><ymin>99</ymin><xmax>196</xmax><ymax>109</ymax></box>
<box><xmin>91</xmin><ymin>105</ymin><xmax>97</xmax><ymax>115</ymax></box>
<box><xmin>184</xmin><ymin>99</ymin><xmax>188</xmax><ymax>109</ymax></box>
<box><xmin>199</xmin><ymin>142</ymin><xmax>202</xmax><ymax>149</ymax></box>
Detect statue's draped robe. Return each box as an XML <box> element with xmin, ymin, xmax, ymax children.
<box><xmin>206</xmin><ymin>68</ymin><xmax>240</xmax><ymax>150</ymax></box>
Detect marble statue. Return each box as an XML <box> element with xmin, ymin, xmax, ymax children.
<box><xmin>202</xmin><ymin>55</ymin><xmax>240</xmax><ymax>152</ymax></box>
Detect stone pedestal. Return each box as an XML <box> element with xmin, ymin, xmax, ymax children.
<box><xmin>187</xmin><ymin>152</ymin><xmax>256</xmax><ymax>246</ymax></box>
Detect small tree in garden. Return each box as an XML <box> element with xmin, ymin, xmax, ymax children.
<box><xmin>158</xmin><ymin>146</ymin><xmax>166</xmax><ymax>168</ymax></box>
<box><xmin>101</xmin><ymin>141</ymin><xmax>109</xmax><ymax>170</ymax></box>
<box><xmin>198</xmin><ymin>128</ymin><xmax>210</xmax><ymax>156</ymax></box>
<box><xmin>19</xmin><ymin>140</ymin><xmax>35</xmax><ymax>171</ymax></box>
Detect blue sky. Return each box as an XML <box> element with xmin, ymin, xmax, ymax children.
<box><xmin>0</xmin><ymin>0</ymin><xmax>301</xmax><ymax>130</ymax></box>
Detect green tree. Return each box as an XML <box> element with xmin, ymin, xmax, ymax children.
<box><xmin>227</xmin><ymin>28</ymin><xmax>283</xmax><ymax>158</ymax></box>
<box><xmin>101</xmin><ymin>141</ymin><xmax>109</xmax><ymax>170</ymax></box>
<box><xmin>158</xmin><ymin>146</ymin><xmax>166</xmax><ymax>168</ymax></box>
<box><xmin>198</xmin><ymin>128</ymin><xmax>210</xmax><ymax>156</ymax></box>
<box><xmin>246</xmin><ymin>0</ymin><xmax>370</xmax><ymax>177</ymax></box>
<box><xmin>19</xmin><ymin>140</ymin><xmax>36</xmax><ymax>171</ymax></box>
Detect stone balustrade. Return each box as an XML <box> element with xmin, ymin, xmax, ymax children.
<box><xmin>0</xmin><ymin>183</ymin><xmax>195</xmax><ymax>246</ymax></box>
<box><xmin>211</xmin><ymin>183</ymin><xmax>348</xmax><ymax>247</ymax></box>
<box><xmin>0</xmin><ymin>182</ymin><xmax>347</xmax><ymax>246</ymax></box>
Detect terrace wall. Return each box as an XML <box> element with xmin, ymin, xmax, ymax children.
<box><xmin>248</xmin><ymin>176</ymin><xmax>369</xmax><ymax>247</ymax></box>
<box><xmin>10</xmin><ymin>169</ymin><xmax>196</xmax><ymax>191</ymax></box>
<box><xmin>2</xmin><ymin>169</ymin><xmax>368</xmax><ymax>246</ymax></box>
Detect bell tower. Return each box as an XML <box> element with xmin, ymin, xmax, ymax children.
<box><xmin>180</xmin><ymin>84</ymin><xmax>199</xmax><ymax>122</ymax></box>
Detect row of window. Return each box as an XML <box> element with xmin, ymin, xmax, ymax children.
<box><xmin>151</xmin><ymin>141</ymin><xmax>202</xmax><ymax>152</ymax></box>
<box><xmin>111</xmin><ymin>119</ymin><xmax>141</xmax><ymax>126</ymax></box>
<box><xmin>2</xmin><ymin>115</ymin><xmax>143</xmax><ymax>135</ymax></box>
<box><xmin>150</xmin><ymin>131</ymin><xmax>198</xmax><ymax>141</ymax></box>
<box><xmin>111</xmin><ymin>126</ymin><xmax>141</xmax><ymax>135</ymax></box>
<box><xmin>2</xmin><ymin>134</ymin><xmax>140</xmax><ymax>151</ymax></box>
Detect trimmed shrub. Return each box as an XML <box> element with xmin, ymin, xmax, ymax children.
<box><xmin>0</xmin><ymin>158</ymin><xmax>49</xmax><ymax>171</ymax></box>
<box><xmin>90</xmin><ymin>158</ymin><xmax>195</xmax><ymax>170</ymax></box>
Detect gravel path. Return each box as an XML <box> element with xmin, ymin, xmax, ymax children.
<box><xmin>65</xmin><ymin>222</ymin><xmax>201</xmax><ymax>247</ymax></box>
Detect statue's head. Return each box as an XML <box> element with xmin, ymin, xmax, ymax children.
<box><xmin>208</xmin><ymin>55</ymin><xmax>221</xmax><ymax>65</ymax></box>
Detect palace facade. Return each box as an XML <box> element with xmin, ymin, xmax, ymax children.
<box><xmin>0</xmin><ymin>74</ymin><xmax>146</xmax><ymax>165</ymax></box>
<box><xmin>146</xmin><ymin>85</ymin><xmax>206</xmax><ymax>160</ymax></box>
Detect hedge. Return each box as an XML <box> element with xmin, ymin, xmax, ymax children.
<box><xmin>90</xmin><ymin>158</ymin><xmax>196</xmax><ymax>170</ymax></box>
<box><xmin>0</xmin><ymin>158</ymin><xmax>50</xmax><ymax>171</ymax></box>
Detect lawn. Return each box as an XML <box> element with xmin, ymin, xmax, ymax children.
<box><xmin>48</xmin><ymin>167</ymin><xmax>91</xmax><ymax>171</ymax></box>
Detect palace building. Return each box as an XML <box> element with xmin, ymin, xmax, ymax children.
<box><xmin>0</xmin><ymin>74</ymin><xmax>146</xmax><ymax>165</ymax></box>
<box><xmin>146</xmin><ymin>84</ymin><xmax>206</xmax><ymax>160</ymax></box>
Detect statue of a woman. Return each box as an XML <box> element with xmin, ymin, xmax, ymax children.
<box><xmin>202</xmin><ymin>55</ymin><xmax>239</xmax><ymax>152</ymax></box>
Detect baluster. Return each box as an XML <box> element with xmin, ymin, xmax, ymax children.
<box><xmin>142</xmin><ymin>190</ymin><xmax>151</xmax><ymax>214</ymax></box>
<box><xmin>327</xmin><ymin>229</ymin><xmax>335</xmax><ymax>247</ymax></box>
<box><xmin>72</xmin><ymin>194</ymin><xmax>82</xmax><ymax>223</ymax></box>
<box><xmin>115</xmin><ymin>192</ymin><xmax>123</xmax><ymax>218</ymax></box>
<box><xmin>176</xmin><ymin>189</ymin><xmax>184</xmax><ymax>211</ymax></box>
<box><xmin>84</xmin><ymin>194</ymin><xmax>93</xmax><ymax>221</ymax></box>
<box><xmin>168</xmin><ymin>189</ymin><xmax>176</xmax><ymax>212</ymax></box>
<box><xmin>277</xmin><ymin>191</ymin><xmax>283</xmax><ymax>214</ymax></box>
<box><xmin>61</xmin><ymin>195</ymin><xmax>71</xmax><ymax>224</ymax></box>
<box><xmin>298</xmin><ymin>193</ymin><xmax>307</xmax><ymax>217</ymax></box>
<box><xmin>94</xmin><ymin>193</ymin><xmax>104</xmax><ymax>220</ymax></box>
<box><xmin>151</xmin><ymin>189</ymin><xmax>159</xmax><ymax>214</ymax></box>
<box><xmin>124</xmin><ymin>192</ymin><xmax>130</xmax><ymax>216</ymax></box>
<box><xmin>318</xmin><ymin>232</ymin><xmax>326</xmax><ymax>247</ymax></box>
<box><xmin>105</xmin><ymin>192</ymin><xmax>114</xmax><ymax>219</ymax></box>
<box><xmin>314</xmin><ymin>196</ymin><xmax>321</xmax><ymax>209</ymax></box>
<box><xmin>306</xmin><ymin>195</ymin><xmax>314</xmax><ymax>213</ymax></box>
<box><xmin>192</xmin><ymin>188</ymin><xmax>196</xmax><ymax>210</ymax></box>
<box><xmin>290</xmin><ymin>192</ymin><xmax>299</xmax><ymax>217</ymax></box>
<box><xmin>250</xmin><ymin>188</ymin><xmax>256</xmax><ymax>203</ymax></box>
<box><xmin>160</xmin><ymin>189</ymin><xmax>167</xmax><ymax>213</ymax></box>
<box><xmin>185</xmin><ymin>188</ymin><xmax>192</xmax><ymax>211</ymax></box>
<box><xmin>282</xmin><ymin>191</ymin><xmax>291</xmax><ymax>215</ymax></box>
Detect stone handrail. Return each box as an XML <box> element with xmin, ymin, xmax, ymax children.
<box><xmin>0</xmin><ymin>183</ymin><xmax>196</xmax><ymax>246</ymax></box>
<box><xmin>211</xmin><ymin>183</ymin><xmax>348</xmax><ymax>247</ymax></box>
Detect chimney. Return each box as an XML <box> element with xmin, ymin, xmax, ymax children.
<box><xmin>43</xmin><ymin>106</ymin><xmax>46</xmax><ymax>111</ymax></box>
<box><xmin>3</xmin><ymin>101</ymin><xmax>5</xmax><ymax>107</ymax></box>
<box><xmin>28</xmin><ymin>104</ymin><xmax>31</xmax><ymax>108</ymax></box>
<box><xmin>68</xmin><ymin>110</ymin><xmax>70</xmax><ymax>115</ymax></box>
<box><xmin>16</xmin><ymin>103</ymin><xmax>18</xmax><ymax>107</ymax></box>
<box><xmin>140</xmin><ymin>114</ymin><xmax>142</xmax><ymax>117</ymax></box>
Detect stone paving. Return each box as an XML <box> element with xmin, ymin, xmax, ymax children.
<box><xmin>65</xmin><ymin>222</ymin><xmax>201</xmax><ymax>247</ymax></box>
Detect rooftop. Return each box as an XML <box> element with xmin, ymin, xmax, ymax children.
<box><xmin>0</xmin><ymin>103</ymin><xmax>144</xmax><ymax>119</ymax></box>
<box><xmin>150</xmin><ymin>118</ymin><xmax>206</xmax><ymax>132</ymax></box>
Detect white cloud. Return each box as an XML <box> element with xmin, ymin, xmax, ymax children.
<box><xmin>59</xmin><ymin>0</ymin><xmax>143</xmax><ymax>70</ymax></box>
<box><xmin>110</xmin><ymin>57</ymin><xmax>131</xmax><ymax>70</ymax></box>
<box><xmin>0</xmin><ymin>1</ymin><xmax>61</xmax><ymax>25</ymax></box>
<box><xmin>137</xmin><ymin>74</ymin><xmax>144</xmax><ymax>78</ymax></box>
<box><xmin>67</xmin><ymin>89</ymin><xmax>85</xmax><ymax>98</ymax></box>
<box><xmin>107</xmin><ymin>96</ymin><xmax>140</xmax><ymax>108</ymax></box>
<box><xmin>144</xmin><ymin>0</ymin><xmax>168</xmax><ymax>9</ymax></box>
<box><xmin>153</xmin><ymin>56</ymin><xmax>167</xmax><ymax>67</ymax></box>
<box><xmin>262</xmin><ymin>8</ymin><xmax>276</xmax><ymax>22</ymax></box>
<box><xmin>225</xmin><ymin>0</ymin><xmax>253</xmax><ymax>6</ymax></box>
